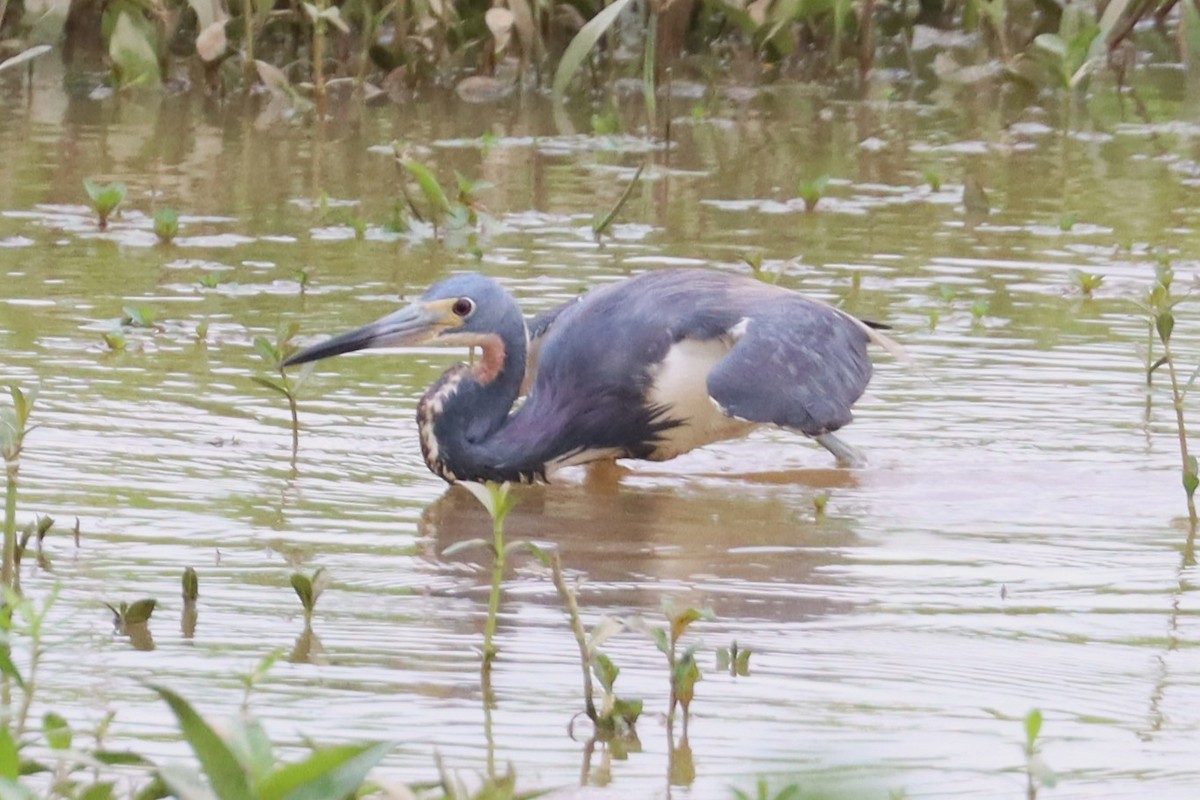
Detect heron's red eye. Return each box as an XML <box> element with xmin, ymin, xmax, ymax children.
<box><xmin>452</xmin><ymin>298</ymin><xmax>475</xmax><ymax>318</ymax></box>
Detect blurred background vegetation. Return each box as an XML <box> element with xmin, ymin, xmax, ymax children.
<box><xmin>0</xmin><ymin>0</ymin><xmax>1194</xmax><ymax>109</ymax></box>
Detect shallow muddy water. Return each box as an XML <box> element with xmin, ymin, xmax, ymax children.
<box><xmin>3</xmin><ymin>57</ymin><xmax>1200</xmax><ymax>799</ymax></box>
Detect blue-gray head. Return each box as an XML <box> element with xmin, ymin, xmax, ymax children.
<box><xmin>283</xmin><ymin>273</ymin><xmax>526</xmax><ymax>382</ymax></box>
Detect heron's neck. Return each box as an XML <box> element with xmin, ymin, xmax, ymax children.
<box><xmin>417</xmin><ymin>331</ymin><xmax>532</xmax><ymax>483</ymax></box>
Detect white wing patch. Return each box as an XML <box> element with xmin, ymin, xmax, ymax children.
<box><xmin>646</xmin><ymin>337</ymin><xmax>756</xmax><ymax>460</ymax></box>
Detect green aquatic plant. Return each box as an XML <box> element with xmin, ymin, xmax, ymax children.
<box><xmin>154</xmin><ymin>207</ymin><xmax>180</xmax><ymax>244</ymax></box>
<box><xmin>103</xmin><ymin>330</ymin><xmax>128</xmax><ymax>352</ymax></box>
<box><xmin>13</xmin><ymin>514</ymin><xmax>52</xmax><ymax>570</ymax></box>
<box><xmin>797</xmin><ymin>175</ymin><xmax>829</xmax><ymax>213</ymax></box>
<box><xmin>449</xmin><ymin>482</ymin><xmax>520</xmax><ymax>673</ymax></box>
<box><xmin>253</xmin><ymin>324</ymin><xmax>314</xmax><ymax>455</ymax></box>
<box><xmin>922</xmin><ymin>168</ymin><xmax>943</xmax><ymax>192</ymax></box>
<box><xmin>812</xmin><ymin>491</ymin><xmax>830</xmax><ymax>519</ymax></box>
<box><xmin>198</xmin><ymin>274</ymin><xmax>221</xmax><ymax>290</ymax></box>
<box><xmin>401</xmin><ymin>155</ymin><xmax>453</xmax><ymax>240</ymax></box>
<box><xmin>105</xmin><ymin>598</ymin><xmax>157</xmax><ymax>629</ymax></box>
<box><xmin>1</xmin><ymin>385</ymin><xmax>36</xmax><ymax>590</ymax></box>
<box><xmin>592</xmin><ymin>163</ymin><xmax>645</xmax><ymax>243</ymax></box>
<box><xmin>121</xmin><ymin>305</ymin><xmax>157</xmax><ymax>329</ymax></box>
<box><xmin>83</xmin><ymin>180</ymin><xmax>126</xmax><ymax>230</ymax></box>
<box><xmin>1022</xmin><ymin>709</ymin><xmax>1057</xmax><ymax>798</ymax></box>
<box><xmin>633</xmin><ymin>599</ymin><xmax>713</xmax><ymax>729</ymax></box>
<box><xmin>716</xmin><ymin>640</ymin><xmax>751</xmax><ymax>677</ymax></box>
<box><xmin>182</xmin><ymin>567</ymin><xmax>198</xmax><ymax>639</ymax></box>
<box><xmin>970</xmin><ymin>298</ymin><xmax>990</xmax><ymax>321</ymax></box>
<box><xmin>545</xmin><ymin>552</ymin><xmax>641</xmax><ymax>735</ymax></box>
<box><xmin>454</xmin><ymin>482</ymin><xmax>641</xmax><ymax>735</ymax></box>
<box><xmin>1140</xmin><ymin>260</ymin><xmax>1198</xmax><ymax>524</ymax></box>
<box><xmin>1058</xmin><ymin>213</ymin><xmax>1077</xmax><ymax>232</ymax></box>
<box><xmin>290</xmin><ymin>567</ymin><xmax>329</xmax><ymax>624</ymax></box>
<box><xmin>1070</xmin><ymin>269</ymin><xmax>1103</xmax><ymax>297</ymax></box>
<box><xmin>150</xmin><ymin>684</ymin><xmax>393</xmax><ymax>800</ymax></box>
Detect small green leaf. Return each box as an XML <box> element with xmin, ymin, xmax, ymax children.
<box><xmin>0</xmin><ymin>727</ymin><xmax>19</xmax><ymax>779</ymax></box>
<box><xmin>103</xmin><ymin>331</ymin><xmax>127</xmax><ymax>352</ymax></box>
<box><xmin>672</xmin><ymin>651</ymin><xmax>702</xmax><ymax>711</ymax></box>
<box><xmin>78</xmin><ymin>783</ymin><xmax>116</xmax><ymax>800</ymax></box>
<box><xmin>93</xmin><ymin>751</ymin><xmax>154</xmax><ymax>766</ymax></box>
<box><xmin>1024</xmin><ymin>708</ymin><xmax>1043</xmax><ymax>748</ymax></box>
<box><xmin>592</xmin><ymin>653</ymin><xmax>619</xmax><ymax>693</ymax></box>
<box><xmin>734</xmin><ymin>648</ymin><xmax>752</xmax><ymax>676</ymax></box>
<box><xmin>254</xmin><ymin>337</ymin><xmax>281</xmax><ymax>366</ymax></box>
<box><xmin>403</xmin><ymin>160</ymin><xmax>451</xmax><ymax>216</ymax></box>
<box><xmin>797</xmin><ymin>175</ymin><xmax>829</xmax><ymax>212</ymax></box>
<box><xmin>251</xmin><ymin>377</ymin><xmax>290</xmax><ymax>398</ymax></box>
<box><xmin>182</xmin><ymin>567</ymin><xmax>199</xmax><ymax>603</ymax></box>
<box><xmin>650</xmin><ymin>627</ymin><xmax>669</xmax><ymax>656</ymax></box>
<box><xmin>669</xmin><ymin>607</ymin><xmax>713</xmax><ymax>644</ymax></box>
<box><xmin>0</xmin><ymin>643</ymin><xmax>20</xmax><ymax>691</ymax></box>
<box><xmin>42</xmin><ymin>713</ymin><xmax>71</xmax><ymax>750</ymax></box>
<box><xmin>124</xmin><ymin>599</ymin><xmax>157</xmax><ymax>625</ymax></box>
<box><xmin>122</xmin><ymin>306</ymin><xmax>156</xmax><ymax>328</ymax></box>
<box><xmin>1183</xmin><ymin>469</ymin><xmax>1198</xmax><ymax>500</ymax></box>
<box><xmin>291</xmin><ymin>574</ymin><xmax>314</xmax><ymax>613</ymax></box>
<box><xmin>1156</xmin><ymin>312</ymin><xmax>1175</xmax><ymax>344</ymax></box>
<box><xmin>611</xmin><ymin>697</ymin><xmax>642</xmax><ymax>726</ymax></box>
<box><xmin>154</xmin><ymin>208</ymin><xmax>180</xmax><ymax>243</ymax></box>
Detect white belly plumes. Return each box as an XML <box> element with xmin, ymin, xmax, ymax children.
<box><xmin>645</xmin><ymin>337</ymin><xmax>755</xmax><ymax>460</ymax></box>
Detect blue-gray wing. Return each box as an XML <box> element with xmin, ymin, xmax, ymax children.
<box><xmin>706</xmin><ymin>297</ymin><xmax>872</xmax><ymax>436</ymax></box>
<box><xmin>523</xmin><ymin>297</ymin><xmax>582</xmax><ymax>394</ymax></box>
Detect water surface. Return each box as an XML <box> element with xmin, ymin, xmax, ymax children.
<box><xmin>2</xmin><ymin>58</ymin><xmax>1200</xmax><ymax>799</ymax></box>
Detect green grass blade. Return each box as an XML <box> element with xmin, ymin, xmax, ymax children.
<box><xmin>402</xmin><ymin>161</ymin><xmax>450</xmax><ymax>215</ymax></box>
<box><xmin>552</xmin><ymin>0</ymin><xmax>636</xmax><ymax>102</ymax></box>
<box><xmin>592</xmin><ymin>162</ymin><xmax>645</xmax><ymax>238</ymax></box>
<box><xmin>149</xmin><ymin>685</ymin><xmax>254</xmax><ymax>800</ymax></box>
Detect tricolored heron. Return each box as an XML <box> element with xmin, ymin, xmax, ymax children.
<box><xmin>283</xmin><ymin>269</ymin><xmax>899</xmax><ymax>484</ymax></box>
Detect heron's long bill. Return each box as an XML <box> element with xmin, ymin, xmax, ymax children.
<box><xmin>282</xmin><ymin>299</ymin><xmax>463</xmax><ymax>367</ymax></box>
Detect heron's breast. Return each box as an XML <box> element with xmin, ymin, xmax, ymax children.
<box><xmin>645</xmin><ymin>337</ymin><xmax>756</xmax><ymax>460</ymax></box>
